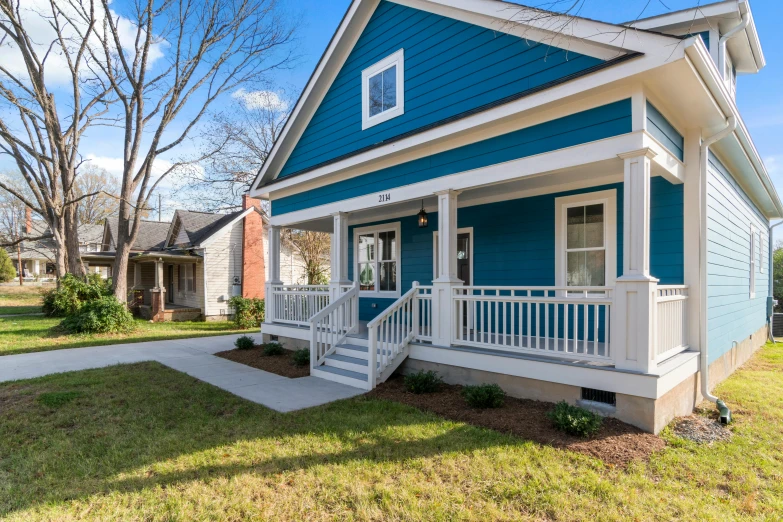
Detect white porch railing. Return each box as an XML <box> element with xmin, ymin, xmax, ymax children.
<box><xmin>415</xmin><ymin>285</ymin><xmax>433</xmax><ymax>342</ymax></box>
<box><xmin>367</xmin><ymin>283</ymin><xmax>429</xmax><ymax>389</ymax></box>
<box><xmin>451</xmin><ymin>286</ymin><xmax>613</xmax><ymax>361</ymax></box>
<box><xmin>655</xmin><ymin>285</ymin><xmax>689</xmax><ymax>362</ymax></box>
<box><xmin>269</xmin><ymin>285</ymin><xmax>330</xmax><ymax>326</ymax></box>
<box><xmin>309</xmin><ymin>283</ymin><xmax>359</xmax><ymax>368</ymax></box>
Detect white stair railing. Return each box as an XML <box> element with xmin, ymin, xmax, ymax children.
<box><xmin>309</xmin><ymin>283</ymin><xmax>359</xmax><ymax>370</ymax></box>
<box><xmin>655</xmin><ymin>285</ymin><xmax>689</xmax><ymax>362</ymax></box>
<box><xmin>367</xmin><ymin>282</ymin><xmax>424</xmax><ymax>390</ymax></box>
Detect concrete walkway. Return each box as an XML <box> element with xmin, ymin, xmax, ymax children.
<box><xmin>0</xmin><ymin>334</ymin><xmax>365</xmax><ymax>412</ymax></box>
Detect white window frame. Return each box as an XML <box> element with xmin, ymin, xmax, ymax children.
<box><xmin>554</xmin><ymin>190</ymin><xmax>617</xmax><ymax>292</ymax></box>
<box><xmin>353</xmin><ymin>222</ymin><xmax>402</xmax><ymax>298</ymax></box>
<box><xmin>433</xmin><ymin>227</ymin><xmax>474</xmax><ymax>284</ymax></box>
<box><xmin>750</xmin><ymin>224</ymin><xmax>756</xmax><ymax>298</ymax></box>
<box><xmin>361</xmin><ymin>49</ymin><xmax>405</xmax><ymax>130</ymax></box>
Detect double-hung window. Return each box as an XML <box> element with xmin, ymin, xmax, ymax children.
<box><xmin>179</xmin><ymin>263</ymin><xmax>196</xmax><ymax>293</ymax></box>
<box><xmin>361</xmin><ymin>49</ymin><xmax>404</xmax><ymax>129</ymax></box>
<box><xmin>555</xmin><ymin>191</ymin><xmax>617</xmax><ymax>293</ymax></box>
<box><xmin>354</xmin><ymin>223</ymin><xmax>401</xmax><ymax>297</ymax></box>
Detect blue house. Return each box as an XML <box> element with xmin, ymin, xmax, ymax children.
<box><xmin>250</xmin><ymin>0</ymin><xmax>780</xmax><ymax>433</ymax></box>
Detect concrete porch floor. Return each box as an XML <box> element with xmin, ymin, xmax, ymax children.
<box><xmin>0</xmin><ymin>334</ymin><xmax>365</xmax><ymax>412</ymax></box>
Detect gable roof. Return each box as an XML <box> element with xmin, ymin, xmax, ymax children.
<box><xmin>249</xmin><ymin>0</ymin><xmax>682</xmax><ymax>194</ymax></box>
<box><xmin>105</xmin><ymin>218</ymin><xmax>171</xmax><ymax>251</ymax></box>
<box><xmin>168</xmin><ymin>210</ymin><xmax>246</xmax><ymax>248</ymax></box>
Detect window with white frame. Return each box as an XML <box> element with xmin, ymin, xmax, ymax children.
<box><xmin>361</xmin><ymin>49</ymin><xmax>404</xmax><ymax>130</ymax></box>
<box><xmin>354</xmin><ymin>223</ymin><xmax>401</xmax><ymax>297</ymax></box>
<box><xmin>750</xmin><ymin>226</ymin><xmax>756</xmax><ymax>298</ymax></box>
<box><xmin>179</xmin><ymin>263</ymin><xmax>196</xmax><ymax>293</ymax></box>
<box><xmin>555</xmin><ymin>191</ymin><xmax>617</xmax><ymax>291</ymax></box>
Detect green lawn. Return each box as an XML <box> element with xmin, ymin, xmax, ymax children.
<box><xmin>0</xmin><ymin>285</ymin><xmax>46</xmax><ymax>315</ymax></box>
<box><xmin>1</xmin><ymin>345</ymin><xmax>782</xmax><ymax>520</ymax></box>
<box><xmin>0</xmin><ymin>315</ymin><xmax>247</xmax><ymax>356</ymax></box>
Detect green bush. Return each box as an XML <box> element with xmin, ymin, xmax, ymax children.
<box><xmin>42</xmin><ymin>273</ymin><xmax>110</xmax><ymax>317</ymax></box>
<box><xmin>263</xmin><ymin>342</ymin><xmax>284</xmax><ymax>356</ymax></box>
<box><xmin>0</xmin><ymin>249</ymin><xmax>16</xmax><ymax>283</ymax></box>
<box><xmin>404</xmin><ymin>370</ymin><xmax>443</xmax><ymax>394</ymax></box>
<box><xmin>462</xmin><ymin>383</ymin><xmax>506</xmax><ymax>409</ymax></box>
<box><xmin>228</xmin><ymin>296</ymin><xmax>265</xmax><ymax>329</ymax></box>
<box><xmin>292</xmin><ymin>348</ymin><xmax>310</xmax><ymax>367</ymax></box>
<box><xmin>235</xmin><ymin>335</ymin><xmax>255</xmax><ymax>350</ymax></box>
<box><xmin>60</xmin><ymin>295</ymin><xmax>135</xmax><ymax>334</ymax></box>
<box><xmin>547</xmin><ymin>401</ymin><xmax>603</xmax><ymax>438</ymax></box>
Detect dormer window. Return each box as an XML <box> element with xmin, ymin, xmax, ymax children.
<box><xmin>362</xmin><ymin>49</ymin><xmax>404</xmax><ymax>130</ymax></box>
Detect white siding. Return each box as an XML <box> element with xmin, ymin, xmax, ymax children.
<box><xmin>171</xmin><ymin>262</ymin><xmax>203</xmax><ymax>309</ymax></box>
<box><xmin>204</xmin><ymin>221</ymin><xmax>244</xmax><ymax>317</ymax></box>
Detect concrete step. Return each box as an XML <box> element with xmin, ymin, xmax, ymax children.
<box><xmin>312</xmin><ymin>365</ymin><xmax>368</xmax><ymax>388</ymax></box>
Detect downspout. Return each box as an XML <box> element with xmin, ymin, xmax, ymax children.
<box><xmin>699</xmin><ymin>115</ymin><xmax>737</xmax><ymax>423</ymax></box>
<box><xmin>768</xmin><ymin>221</ymin><xmax>783</xmax><ymax>342</ymax></box>
<box><xmin>718</xmin><ymin>9</ymin><xmax>750</xmax><ymax>78</ymax></box>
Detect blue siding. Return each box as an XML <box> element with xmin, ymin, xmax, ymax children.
<box><xmin>273</xmin><ymin>99</ymin><xmax>632</xmax><ymax>215</ymax></box>
<box><xmin>349</xmin><ymin>180</ymin><xmax>683</xmax><ymax>320</ymax></box>
<box><xmin>278</xmin><ymin>0</ymin><xmax>604</xmax><ymax>178</ymax></box>
<box><xmin>646</xmin><ymin>101</ymin><xmax>683</xmax><ymax>161</ymax></box>
<box><xmin>706</xmin><ymin>153</ymin><xmax>769</xmax><ymax>363</ymax></box>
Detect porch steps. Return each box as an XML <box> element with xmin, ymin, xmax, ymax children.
<box><xmin>313</xmin><ymin>343</ymin><xmax>407</xmax><ymax>389</ymax></box>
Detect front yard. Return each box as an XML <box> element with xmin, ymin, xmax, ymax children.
<box><xmin>0</xmin><ymin>285</ymin><xmax>47</xmax><ymax>315</ymax></box>
<box><xmin>0</xmin><ymin>315</ymin><xmax>247</xmax><ymax>356</ymax></box>
<box><xmin>1</xmin><ymin>343</ymin><xmax>782</xmax><ymax>520</ymax></box>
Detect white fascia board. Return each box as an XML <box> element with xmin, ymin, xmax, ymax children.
<box><xmin>163</xmin><ymin>211</ymin><xmax>181</xmax><ymax>248</ymax></box>
<box><xmin>197</xmin><ymin>208</ymin><xmax>255</xmax><ymax>248</ymax></box>
<box><xmin>626</xmin><ymin>0</ymin><xmax>737</xmax><ymax>30</ymax></box>
<box><xmin>268</xmin><ymin>132</ymin><xmax>645</xmax><ymax>227</ymax></box>
<box><xmin>250</xmin><ymin>0</ymin><xmax>682</xmax><ymax>193</ymax></box>
<box><xmin>684</xmin><ymin>39</ymin><xmax>783</xmax><ymax>218</ymax></box>
<box><xmin>739</xmin><ymin>0</ymin><xmax>766</xmax><ymax>70</ymax></box>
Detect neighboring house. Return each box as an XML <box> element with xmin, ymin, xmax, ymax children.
<box><xmin>84</xmin><ymin>196</ymin><xmax>306</xmax><ymax>321</ymax></box>
<box><xmin>8</xmin><ymin>208</ymin><xmax>105</xmax><ymax>279</ymax></box>
<box><xmin>249</xmin><ymin>0</ymin><xmax>779</xmax><ymax>433</ymax></box>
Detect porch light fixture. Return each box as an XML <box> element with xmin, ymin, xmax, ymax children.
<box><xmin>417</xmin><ymin>200</ymin><xmax>428</xmax><ymax>228</ymax></box>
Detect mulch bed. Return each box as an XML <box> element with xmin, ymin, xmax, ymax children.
<box><xmin>215</xmin><ymin>347</ymin><xmax>309</xmax><ymax>378</ymax></box>
<box><xmin>368</xmin><ymin>376</ymin><xmax>666</xmax><ymax>467</ymax></box>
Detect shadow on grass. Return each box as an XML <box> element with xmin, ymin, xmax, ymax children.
<box><xmin>0</xmin><ymin>362</ymin><xmax>526</xmax><ymax>517</ymax></box>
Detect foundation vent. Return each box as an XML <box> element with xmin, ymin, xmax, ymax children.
<box><xmin>581</xmin><ymin>388</ymin><xmax>616</xmax><ymax>406</ymax></box>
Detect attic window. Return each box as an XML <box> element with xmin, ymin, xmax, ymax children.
<box><xmin>362</xmin><ymin>49</ymin><xmax>404</xmax><ymax>130</ymax></box>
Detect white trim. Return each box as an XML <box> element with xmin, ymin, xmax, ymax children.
<box><xmin>361</xmin><ymin>49</ymin><xmax>405</xmax><ymax>130</ymax></box>
<box><xmin>554</xmin><ymin>190</ymin><xmax>617</xmax><ymax>290</ymax></box>
<box><xmin>749</xmin><ymin>223</ymin><xmax>756</xmax><ymax>299</ymax></box>
<box><xmin>433</xmin><ymin>227</ymin><xmax>473</xmax><ymax>285</ymax></box>
<box><xmin>198</xmin><ymin>207</ymin><xmax>255</xmax><ymax>248</ymax></box>
<box><xmin>353</xmin><ymin>221</ymin><xmax>402</xmax><ymax>298</ymax></box>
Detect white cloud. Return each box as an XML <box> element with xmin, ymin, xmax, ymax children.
<box><xmin>232</xmin><ymin>89</ymin><xmax>288</xmax><ymax>111</ymax></box>
<box><xmin>84</xmin><ymin>154</ymin><xmax>204</xmax><ymax>188</ymax></box>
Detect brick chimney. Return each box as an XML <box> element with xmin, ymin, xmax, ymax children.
<box><xmin>25</xmin><ymin>207</ymin><xmax>32</xmax><ymax>234</ymax></box>
<box><xmin>241</xmin><ymin>195</ymin><xmax>266</xmax><ymax>299</ymax></box>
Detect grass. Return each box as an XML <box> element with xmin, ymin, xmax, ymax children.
<box><xmin>0</xmin><ymin>284</ymin><xmax>46</xmax><ymax>315</ymax></box>
<box><xmin>1</xmin><ymin>345</ymin><xmax>782</xmax><ymax>520</ymax></box>
<box><xmin>0</xmin><ymin>315</ymin><xmax>247</xmax><ymax>356</ymax></box>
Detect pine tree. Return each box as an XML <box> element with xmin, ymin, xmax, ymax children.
<box><xmin>0</xmin><ymin>249</ymin><xmax>17</xmax><ymax>283</ymax></box>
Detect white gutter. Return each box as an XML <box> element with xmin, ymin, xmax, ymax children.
<box><xmin>719</xmin><ymin>10</ymin><xmax>750</xmax><ymax>47</ymax></box>
<box><xmin>699</xmin><ymin>115</ymin><xmax>737</xmax><ymax>404</ymax></box>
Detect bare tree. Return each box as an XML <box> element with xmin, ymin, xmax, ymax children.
<box><xmin>283</xmin><ymin>229</ymin><xmax>330</xmax><ymax>286</ymax></box>
<box><xmin>74</xmin><ymin>164</ymin><xmax>119</xmax><ymax>225</ymax></box>
<box><xmin>77</xmin><ymin>0</ymin><xmax>296</xmax><ymax>301</ymax></box>
<box><xmin>0</xmin><ymin>0</ymin><xmax>116</xmax><ymax>278</ymax></box>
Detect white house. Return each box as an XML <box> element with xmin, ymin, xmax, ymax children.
<box><xmin>249</xmin><ymin>0</ymin><xmax>778</xmax><ymax>433</ymax></box>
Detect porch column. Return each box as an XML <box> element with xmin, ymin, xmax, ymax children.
<box><xmin>150</xmin><ymin>258</ymin><xmax>166</xmax><ymax>321</ymax></box>
<box><xmin>133</xmin><ymin>263</ymin><xmax>141</xmax><ymax>288</ymax></box>
<box><xmin>265</xmin><ymin>225</ymin><xmax>283</xmax><ymax>324</ymax></box>
<box><xmin>683</xmin><ymin>130</ymin><xmax>701</xmax><ymax>355</ymax></box>
<box><xmin>33</xmin><ymin>260</ymin><xmax>40</xmax><ymax>275</ymax></box>
<box><xmin>431</xmin><ymin>190</ymin><xmax>462</xmax><ymax>346</ymax></box>
<box><xmin>329</xmin><ymin>212</ymin><xmax>351</xmax><ymax>300</ymax></box>
<box><xmin>613</xmin><ymin>149</ymin><xmax>659</xmax><ymax>373</ymax></box>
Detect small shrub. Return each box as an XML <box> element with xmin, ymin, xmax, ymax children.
<box><xmin>462</xmin><ymin>383</ymin><xmax>506</xmax><ymax>409</ymax></box>
<box><xmin>37</xmin><ymin>391</ymin><xmax>82</xmax><ymax>408</ymax></box>
<box><xmin>263</xmin><ymin>342</ymin><xmax>284</xmax><ymax>356</ymax></box>
<box><xmin>0</xmin><ymin>249</ymin><xmax>16</xmax><ymax>283</ymax></box>
<box><xmin>42</xmin><ymin>273</ymin><xmax>110</xmax><ymax>317</ymax></box>
<box><xmin>404</xmin><ymin>370</ymin><xmax>443</xmax><ymax>394</ymax></box>
<box><xmin>292</xmin><ymin>348</ymin><xmax>310</xmax><ymax>367</ymax></box>
<box><xmin>228</xmin><ymin>296</ymin><xmax>265</xmax><ymax>329</ymax></box>
<box><xmin>60</xmin><ymin>296</ymin><xmax>135</xmax><ymax>334</ymax></box>
<box><xmin>235</xmin><ymin>335</ymin><xmax>255</xmax><ymax>350</ymax></box>
<box><xmin>547</xmin><ymin>401</ymin><xmax>603</xmax><ymax>438</ymax></box>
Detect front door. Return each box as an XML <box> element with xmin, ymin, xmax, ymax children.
<box><xmin>456</xmin><ymin>233</ymin><xmax>472</xmax><ymax>328</ymax></box>
<box><xmin>167</xmin><ymin>265</ymin><xmax>174</xmax><ymax>304</ymax></box>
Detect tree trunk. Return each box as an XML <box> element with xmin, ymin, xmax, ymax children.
<box><xmin>64</xmin><ymin>205</ymin><xmax>84</xmax><ymax>276</ymax></box>
<box><xmin>112</xmin><ymin>200</ymin><xmax>134</xmax><ymax>304</ymax></box>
